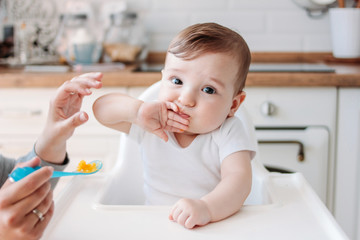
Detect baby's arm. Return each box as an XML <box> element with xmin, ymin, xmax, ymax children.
<box><xmin>93</xmin><ymin>93</ymin><xmax>189</xmax><ymax>141</ymax></box>
<box><xmin>169</xmin><ymin>151</ymin><xmax>252</xmax><ymax>228</ymax></box>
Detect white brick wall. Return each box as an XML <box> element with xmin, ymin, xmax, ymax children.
<box><xmin>59</xmin><ymin>0</ymin><xmax>338</xmax><ymax>52</ymax></box>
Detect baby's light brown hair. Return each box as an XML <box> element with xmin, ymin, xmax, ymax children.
<box><xmin>167</xmin><ymin>22</ymin><xmax>251</xmax><ymax>94</ymax></box>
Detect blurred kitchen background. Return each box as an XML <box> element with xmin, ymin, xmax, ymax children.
<box><xmin>0</xmin><ymin>0</ymin><xmax>351</xmax><ymax>65</ymax></box>
<box><xmin>1</xmin><ymin>0</ymin><xmax>360</xmax><ymax>239</ymax></box>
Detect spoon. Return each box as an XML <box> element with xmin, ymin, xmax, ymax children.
<box><xmin>9</xmin><ymin>160</ymin><xmax>102</xmax><ymax>182</ymax></box>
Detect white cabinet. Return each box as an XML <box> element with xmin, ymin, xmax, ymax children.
<box><xmin>0</xmin><ymin>89</ymin><xmax>53</xmax><ymax>158</ymax></box>
<box><xmin>335</xmin><ymin>88</ymin><xmax>360</xmax><ymax>240</ymax></box>
<box><xmin>243</xmin><ymin>87</ymin><xmax>337</xmax><ymax>208</ymax></box>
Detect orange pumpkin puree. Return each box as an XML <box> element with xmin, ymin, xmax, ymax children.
<box><xmin>76</xmin><ymin>160</ymin><xmax>97</xmax><ymax>173</ymax></box>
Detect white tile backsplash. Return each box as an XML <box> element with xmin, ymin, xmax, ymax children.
<box><xmin>57</xmin><ymin>0</ymin><xmax>334</xmax><ymax>52</ymax></box>
<box><xmin>245</xmin><ymin>34</ymin><xmax>303</xmax><ymax>52</ymax></box>
<box><xmin>269</xmin><ymin>12</ymin><xmax>330</xmax><ymax>34</ymax></box>
<box><xmin>143</xmin><ymin>12</ymin><xmax>191</xmax><ymax>34</ymax></box>
<box><xmin>190</xmin><ymin>12</ymin><xmax>266</xmax><ymax>33</ymax></box>
<box><xmin>152</xmin><ymin>0</ymin><xmax>228</xmax><ymax>11</ymax></box>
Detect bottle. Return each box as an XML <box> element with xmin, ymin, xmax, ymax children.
<box><xmin>16</xmin><ymin>22</ymin><xmax>29</xmax><ymax>64</ymax></box>
<box><xmin>103</xmin><ymin>11</ymin><xmax>146</xmax><ymax>63</ymax></box>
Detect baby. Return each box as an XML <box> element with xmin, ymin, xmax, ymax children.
<box><xmin>93</xmin><ymin>22</ymin><xmax>257</xmax><ymax>229</ymax></box>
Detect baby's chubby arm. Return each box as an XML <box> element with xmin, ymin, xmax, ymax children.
<box><xmin>169</xmin><ymin>151</ymin><xmax>252</xmax><ymax>229</ymax></box>
<box><xmin>93</xmin><ymin>93</ymin><xmax>189</xmax><ymax>141</ymax></box>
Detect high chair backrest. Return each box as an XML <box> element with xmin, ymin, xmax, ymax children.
<box><xmin>105</xmin><ymin>81</ymin><xmax>269</xmax><ymax>205</ymax></box>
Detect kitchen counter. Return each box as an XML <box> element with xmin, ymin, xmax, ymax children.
<box><xmin>0</xmin><ymin>52</ymin><xmax>359</xmax><ymax>88</ymax></box>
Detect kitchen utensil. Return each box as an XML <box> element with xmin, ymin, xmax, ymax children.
<box><xmin>337</xmin><ymin>0</ymin><xmax>345</xmax><ymax>7</ymax></box>
<box><xmin>292</xmin><ymin>0</ymin><xmax>336</xmax><ymax>17</ymax></box>
<box><xmin>293</xmin><ymin>0</ymin><xmax>333</xmax><ymax>10</ymax></box>
<box><xmin>9</xmin><ymin>160</ymin><xmax>103</xmax><ymax>182</ymax></box>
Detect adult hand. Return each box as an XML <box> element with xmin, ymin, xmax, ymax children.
<box><xmin>0</xmin><ymin>157</ymin><xmax>54</xmax><ymax>240</ymax></box>
<box><xmin>169</xmin><ymin>198</ymin><xmax>212</xmax><ymax>229</ymax></box>
<box><xmin>36</xmin><ymin>72</ymin><xmax>103</xmax><ymax>164</ymax></box>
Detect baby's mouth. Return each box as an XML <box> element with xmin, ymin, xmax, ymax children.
<box><xmin>174</xmin><ymin>102</ymin><xmax>190</xmax><ymax>119</ymax></box>
<box><xmin>178</xmin><ymin>112</ymin><xmax>190</xmax><ymax>119</ymax></box>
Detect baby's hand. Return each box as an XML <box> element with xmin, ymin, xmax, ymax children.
<box><xmin>169</xmin><ymin>199</ymin><xmax>212</xmax><ymax>229</ymax></box>
<box><xmin>137</xmin><ymin>101</ymin><xmax>189</xmax><ymax>141</ymax></box>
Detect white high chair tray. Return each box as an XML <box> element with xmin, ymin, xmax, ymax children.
<box><xmin>42</xmin><ymin>172</ymin><xmax>348</xmax><ymax>240</ymax></box>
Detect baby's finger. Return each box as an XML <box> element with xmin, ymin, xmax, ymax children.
<box><xmin>185</xmin><ymin>216</ymin><xmax>197</xmax><ymax>229</ymax></box>
<box><xmin>165</xmin><ymin>101</ymin><xmax>179</xmax><ymax>113</ymax></box>
<box><xmin>170</xmin><ymin>206</ymin><xmax>183</xmax><ymax>222</ymax></box>
<box><xmin>167</xmin><ymin>111</ymin><xmax>189</xmax><ymax>125</ymax></box>
<box><xmin>164</xmin><ymin>121</ymin><xmax>188</xmax><ymax>133</ymax></box>
<box><xmin>177</xmin><ymin>211</ymin><xmax>191</xmax><ymax>227</ymax></box>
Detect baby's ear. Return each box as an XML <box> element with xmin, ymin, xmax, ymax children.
<box><xmin>228</xmin><ymin>91</ymin><xmax>246</xmax><ymax>117</ymax></box>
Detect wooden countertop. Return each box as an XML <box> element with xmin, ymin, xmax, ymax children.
<box><xmin>1</xmin><ymin>52</ymin><xmax>359</xmax><ymax>88</ymax></box>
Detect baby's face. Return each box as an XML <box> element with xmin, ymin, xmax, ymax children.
<box><xmin>159</xmin><ymin>52</ymin><xmax>242</xmax><ymax>135</ymax></box>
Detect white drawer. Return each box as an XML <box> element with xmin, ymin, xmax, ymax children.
<box><xmin>0</xmin><ymin>88</ymin><xmax>53</xmax><ymax>134</ymax></box>
<box><xmin>243</xmin><ymin>87</ymin><xmax>337</xmax><ymax>127</ymax></box>
<box><xmin>0</xmin><ymin>134</ymin><xmax>37</xmax><ymax>158</ymax></box>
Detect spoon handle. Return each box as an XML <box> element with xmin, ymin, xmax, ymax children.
<box><xmin>51</xmin><ymin>171</ymin><xmax>85</xmax><ymax>178</ymax></box>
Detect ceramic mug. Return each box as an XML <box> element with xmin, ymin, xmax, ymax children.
<box><xmin>73</xmin><ymin>43</ymin><xmax>97</xmax><ymax>64</ymax></box>
<box><xmin>329</xmin><ymin>8</ymin><xmax>360</xmax><ymax>58</ymax></box>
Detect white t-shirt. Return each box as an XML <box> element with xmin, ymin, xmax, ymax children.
<box><xmin>128</xmin><ymin>116</ymin><xmax>257</xmax><ymax>205</ymax></box>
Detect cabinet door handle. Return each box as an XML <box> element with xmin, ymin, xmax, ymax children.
<box><xmin>258</xmin><ymin>140</ymin><xmax>305</xmax><ymax>162</ymax></box>
<box><xmin>260</xmin><ymin>101</ymin><xmax>276</xmax><ymax>116</ymax></box>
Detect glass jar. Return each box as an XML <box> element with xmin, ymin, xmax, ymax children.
<box><xmin>103</xmin><ymin>11</ymin><xmax>146</xmax><ymax>63</ymax></box>
<box><xmin>55</xmin><ymin>13</ymin><xmax>102</xmax><ymax>65</ymax></box>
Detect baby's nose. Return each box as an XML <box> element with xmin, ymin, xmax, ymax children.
<box><xmin>178</xmin><ymin>90</ymin><xmax>196</xmax><ymax>108</ymax></box>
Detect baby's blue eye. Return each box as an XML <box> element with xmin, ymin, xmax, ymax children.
<box><xmin>171</xmin><ymin>78</ymin><xmax>182</xmax><ymax>85</ymax></box>
<box><xmin>202</xmin><ymin>87</ymin><xmax>216</xmax><ymax>94</ymax></box>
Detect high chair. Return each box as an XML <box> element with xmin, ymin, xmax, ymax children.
<box><xmin>43</xmin><ymin>81</ymin><xmax>348</xmax><ymax>240</ymax></box>
<box><xmin>99</xmin><ymin>80</ymin><xmax>270</xmax><ymax>206</ymax></box>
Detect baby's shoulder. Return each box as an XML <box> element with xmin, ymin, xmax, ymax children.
<box><xmin>212</xmin><ymin>117</ymin><xmax>243</xmax><ymax>139</ymax></box>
